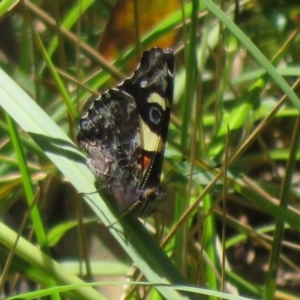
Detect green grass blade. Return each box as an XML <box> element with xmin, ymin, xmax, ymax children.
<box><xmin>201</xmin><ymin>0</ymin><xmax>300</xmax><ymax>110</ymax></box>
<box><xmin>0</xmin><ymin>68</ymin><xmax>195</xmax><ymax>299</ymax></box>
<box><xmin>0</xmin><ymin>222</ymin><xmax>106</xmax><ymax>300</ymax></box>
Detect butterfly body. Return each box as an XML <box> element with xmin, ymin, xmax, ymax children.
<box><xmin>78</xmin><ymin>48</ymin><xmax>174</xmax><ymax>217</ymax></box>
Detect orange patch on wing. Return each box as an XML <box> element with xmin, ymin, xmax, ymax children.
<box><xmin>142</xmin><ymin>154</ymin><xmax>151</xmax><ymax>170</ymax></box>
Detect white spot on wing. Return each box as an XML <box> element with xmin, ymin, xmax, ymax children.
<box><xmin>140</xmin><ymin>80</ymin><xmax>148</xmax><ymax>88</ymax></box>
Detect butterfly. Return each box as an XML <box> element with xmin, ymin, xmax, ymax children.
<box><xmin>78</xmin><ymin>48</ymin><xmax>174</xmax><ymax>217</ymax></box>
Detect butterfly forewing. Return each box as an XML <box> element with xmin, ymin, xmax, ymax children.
<box><xmin>78</xmin><ymin>48</ymin><xmax>175</xmax><ymax>217</ymax></box>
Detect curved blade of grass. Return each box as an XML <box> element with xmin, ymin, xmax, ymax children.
<box><xmin>6</xmin><ymin>114</ymin><xmax>48</xmax><ymax>250</ymax></box>
<box><xmin>33</xmin><ymin>31</ymin><xmax>77</xmax><ymax>119</ymax></box>
<box><xmin>0</xmin><ymin>222</ymin><xmax>106</xmax><ymax>300</ymax></box>
<box><xmin>201</xmin><ymin>0</ymin><xmax>300</xmax><ymax>110</ymax></box>
<box><xmin>0</xmin><ymin>0</ymin><xmax>19</xmax><ymax>18</ymax></box>
<box><xmin>6</xmin><ymin>281</ymin><xmax>255</xmax><ymax>300</ymax></box>
<box><xmin>0</xmin><ymin>69</ymin><xmax>195</xmax><ymax>299</ymax></box>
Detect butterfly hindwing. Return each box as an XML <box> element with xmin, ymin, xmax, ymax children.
<box><xmin>78</xmin><ymin>48</ymin><xmax>175</xmax><ymax>217</ymax></box>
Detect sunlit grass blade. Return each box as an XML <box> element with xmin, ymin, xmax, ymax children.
<box><xmin>0</xmin><ymin>68</ymin><xmax>195</xmax><ymax>299</ymax></box>
<box><xmin>0</xmin><ymin>222</ymin><xmax>106</xmax><ymax>300</ymax></box>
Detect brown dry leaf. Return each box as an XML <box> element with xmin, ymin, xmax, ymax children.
<box><xmin>97</xmin><ymin>0</ymin><xmax>180</xmax><ymax>62</ymax></box>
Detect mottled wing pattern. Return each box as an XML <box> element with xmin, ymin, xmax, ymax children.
<box><xmin>78</xmin><ymin>48</ymin><xmax>175</xmax><ymax>217</ymax></box>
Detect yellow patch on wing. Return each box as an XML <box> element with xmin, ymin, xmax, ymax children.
<box><xmin>139</xmin><ymin>118</ymin><xmax>163</xmax><ymax>152</ymax></box>
<box><xmin>147</xmin><ymin>93</ymin><xmax>169</xmax><ymax>110</ymax></box>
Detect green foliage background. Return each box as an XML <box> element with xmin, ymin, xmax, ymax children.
<box><xmin>1</xmin><ymin>0</ymin><xmax>300</xmax><ymax>299</ymax></box>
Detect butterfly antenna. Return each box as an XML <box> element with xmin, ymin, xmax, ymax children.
<box><xmin>78</xmin><ymin>184</ymin><xmax>108</xmax><ymax>196</ymax></box>
<box><xmin>107</xmin><ymin>201</ymin><xmax>142</xmax><ymax>228</ymax></box>
<box><xmin>164</xmin><ymin>163</ymin><xmax>222</xmax><ymax>186</ymax></box>
<box><xmin>164</xmin><ymin>157</ymin><xmax>187</xmax><ymax>180</ymax></box>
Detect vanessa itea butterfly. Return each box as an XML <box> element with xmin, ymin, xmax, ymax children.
<box><xmin>78</xmin><ymin>48</ymin><xmax>174</xmax><ymax>217</ymax></box>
